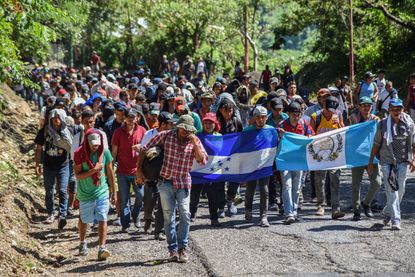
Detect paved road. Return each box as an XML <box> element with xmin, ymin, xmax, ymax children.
<box><xmin>42</xmin><ymin>170</ymin><xmax>415</xmax><ymax>276</ymax></box>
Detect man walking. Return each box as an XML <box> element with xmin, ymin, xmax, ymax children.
<box><xmin>136</xmin><ymin>114</ymin><xmax>208</xmax><ymax>263</ymax></box>
<box><xmin>111</xmin><ymin>107</ymin><xmax>146</xmax><ymax>232</ymax></box>
<box><xmin>74</xmin><ymin>129</ymin><xmax>116</xmax><ymax>260</ymax></box>
<box><xmin>35</xmin><ymin>109</ymin><xmax>73</xmax><ymax>229</ymax></box>
<box><xmin>368</xmin><ymin>99</ymin><xmax>415</xmax><ymax>230</ymax></box>
<box><xmin>349</xmin><ymin>97</ymin><xmax>381</xmax><ymax>221</ymax></box>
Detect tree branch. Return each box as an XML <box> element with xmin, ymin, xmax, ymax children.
<box><xmin>363</xmin><ymin>0</ymin><xmax>415</xmax><ymax>32</ymax></box>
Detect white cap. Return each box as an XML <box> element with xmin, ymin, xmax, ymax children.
<box><xmin>253</xmin><ymin>106</ymin><xmax>268</xmax><ymax>116</ymax></box>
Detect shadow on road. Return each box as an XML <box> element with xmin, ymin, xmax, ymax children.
<box><xmin>308</xmin><ymin>223</ymin><xmax>385</xmax><ymax>232</ymax></box>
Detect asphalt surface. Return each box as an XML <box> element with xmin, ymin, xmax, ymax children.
<box><xmin>42</xmin><ymin>169</ymin><xmax>415</xmax><ymax>276</ymax></box>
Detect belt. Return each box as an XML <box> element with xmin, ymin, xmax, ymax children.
<box><xmin>159</xmin><ymin>177</ymin><xmax>171</xmax><ymax>182</ymax></box>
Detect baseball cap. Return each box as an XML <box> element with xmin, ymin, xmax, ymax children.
<box><xmin>389</xmin><ymin>98</ymin><xmax>404</xmax><ymax>108</ymax></box>
<box><xmin>270</xmin><ymin>98</ymin><xmax>283</xmax><ymax>110</ymax></box>
<box><xmin>317</xmin><ymin>89</ymin><xmax>330</xmax><ymax>98</ymax></box>
<box><xmin>201</xmin><ymin>91</ymin><xmax>215</xmax><ymax>99</ymax></box>
<box><xmin>359</xmin><ymin>96</ymin><xmax>373</xmax><ymax>105</ymax></box>
<box><xmin>326</xmin><ymin>96</ymin><xmax>339</xmax><ymax>112</ymax></box>
<box><xmin>158</xmin><ymin>111</ymin><xmax>173</xmax><ymax>124</ymax></box>
<box><xmin>174</xmin><ymin>96</ymin><xmax>186</xmax><ymax>111</ymax></box>
<box><xmin>286</xmin><ymin>102</ymin><xmax>302</xmax><ymax>113</ymax></box>
<box><xmin>149</xmin><ymin>103</ymin><xmax>160</xmax><ymax>115</ymax></box>
<box><xmin>270</xmin><ymin>77</ymin><xmax>279</xmax><ymax>84</ymax></box>
<box><xmin>87</xmin><ymin>133</ymin><xmax>101</xmax><ymax>146</ymax></box>
<box><xmin>364</xmin><ymin>71</ymin><xmax>376</xmax><ymax>79</ymax></box>
<box><xmin>276</xmin><ymin>89</ymin><xmax>287</xmax><ymax>98</ymax></box>
<box><xmin>253</xmin><ymin>106</ymin><xmax>268</xmax><ymax>116</ymax></box>
<box><xmin>127</xmin><ymin>108</ymin><xmax>138</xmax><ymax>117</ymax></box>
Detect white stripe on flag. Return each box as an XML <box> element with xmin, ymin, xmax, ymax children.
<box><xmin>192</xmin><ymin>147</ymin><xmax>277</xmax><ymax>175</ymax></box>
<box><xmin>305</xmin><ymin>127</ymin><xmax>347</xmax><ymax>170</ymax></box>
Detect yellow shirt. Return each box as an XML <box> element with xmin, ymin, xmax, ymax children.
<box><xmin>250</xmin><ymin>91</ymin><xmax>268</xmax><ymax>105</ymax></box>
<box><xmin>311</xmin><ymin>112</ymin><xmax>341</xmax><ymax>134</ymax></box>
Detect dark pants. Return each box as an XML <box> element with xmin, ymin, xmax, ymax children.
<box><xmin>269</xmin><ymin>172</ymin><xmax>282</xmax><ymax>205</ymax></box>
<box><xmin>144</xmin><ymin>181</ymin><xmax>163</xmax><ymax>233</ymax></box>
<box><xmin>190</xmin><ymin>183</ymin><xmax>225</xmax><ymax>220</ymax></box>
<box><xmin>43</xmin><ymin>163</ymin><xmax>69</xmax><ymax>218</ymax></box>
<box><xmin>226</xmin><ymin>182</ymin><xmax>240</xmax><ymax>203</ymax></box>
<box><xmin>245</xmin><ymin>177</ymin><xmax>270</xmax><ymax>217</ymax></box>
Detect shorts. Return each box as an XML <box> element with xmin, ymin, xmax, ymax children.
<box><xmin>79</xmin><ymin>195</ymin><xmax>109</xmax><ymax>224</ymax></box>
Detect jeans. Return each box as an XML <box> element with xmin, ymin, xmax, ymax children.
<box><xmin>245</xmin><ymin>177</ymin><xmax>270</xmax><ymax>217</ymax></box>
<box><xmin>282</xmin><ymin>170</ymin><xmax>303</xmax><ymax>217</ymax></box>
<box><xmin>43</xmin><ymin>163</ymin><xmax>69</xmax><ymax>218</ymax></box>
<box><xmin>381</xmin><ymin>163</ymin><xmax>408</xmax><ymax>223</ymax></box>
<box><xmin>351</xmin><ymin>165</ymin><xmax>381</xmax><ymax>213</ymax></box>
<box><xmin>143</xmin><ymin>181</ymin><xmax>163</xmax><ymax>234</ymax></box>
<box><xmin>158</xmin><ymin>181</ymin><xmax>190</xmax><ymax>251</ymax></box>
<box><xmin>117</xmin><ymin>175</ymin><xmax>144</xmax><ymax>229</ymax></box>
<box><xmin>315</xmin><ymin>169</ymin><xmax>341</xmax><ymax>209</ymax></box>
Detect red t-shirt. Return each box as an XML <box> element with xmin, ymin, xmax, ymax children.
<box><xmin>111</xmin><ymin>124</ymin><xmax>146</xmax><ymax>175</ymax></box>
<box><xmin>280</xmin><ymin>119</ymin><xmax>315</xmax><ymax>136</ymax></box>
<box><xmin>262</xmin><ymin>70</ymin><xmax>272</xmax><ymax>83</ymax></box>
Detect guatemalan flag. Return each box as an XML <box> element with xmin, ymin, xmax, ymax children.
<box><xmin>276</xmin><ymin>120</ymin><xmax>378</xmax><ymax>171</ymax></box>
<box><xmin>191</xmin><ymin>128</ymin><xmax>279</xmax><ymax>184</ymax></box>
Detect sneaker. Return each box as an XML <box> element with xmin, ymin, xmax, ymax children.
<box><xmin>67</xmin><ymin>208</ymin><xmax>74</xmax><ymax>217</ymax></box>
<box><xmin>78</xmin><ymin>242</ymin><xmax>88</xmax><ymax>256</ymax></box>
<box><xmin>178</xmin><ymin>249</ymin><xmax>189</xmax><ymax>263</ymax></box>
<box><xmin>352</xmin><ymin>212</ymin><xmax>361</xmax><ymax>221</ymax></box>
<box><xmin>360</xmin><ymin>201</ymin><xmax>374</xmax><ymax>218</ymax></box>
<box><xmin>190</xmin><ymin>213</ymin><xmax>197</xmax><ymax>223</ymax></box>
<box><xmin>218</xmin><ymin>209</ymin><xmax>225</xmax><ymax>218</ymax></box>
<box><xmin>133</xmin><ymin>218</ymin><xmax>141</xmax><ymax>229</ymax></box>
<box><xmin>260</xmin><ymin>216</ymin><xmax>270</xmax><ymax>227</ymax></box>
<box><xmin>269</xmin><ymin>203</ymin><xmax>278</xmax><ymax>211</ymax></box>
<box><xmin>227</xmin><ymin>202</ymin><xmax>237</xmax><ymax>216</ymax></box>
<box><xmin>391</xmin><ymin>222</ymin><xmax>402</xmax><ymax>230</ymax></box>
<box><xmin>284</xmin><ymin>216</ymin><xmax>295</xmax><ymax>225</ymax></box>
<box><xmin>58</xmin><ymin>217</ymin><xmax>67</xmax><ymax>230</ymax></box>
<box><xmin>311</xmin><ymin>197</ymin><xmax>317</xmax><ymax>203</ymax></box>
<box><xmin>245</xmin><ymin>210</ymin><xmax>253</xmax><ymax>221</ymax></box>
<box><xmin>98</xmin><ymin>246</ymin><xmax>110</xmax><ymax>261</ymax></box>
<box><xmin>169</xmin><ymin>250</ymin><xmax>179</xmax><ymax>262</ymax></box>
<box><xmin>43</xmin><ymin>214</ymin><xmax>55</xmax><ymax>224</ymax></box>
<box><xmin>332</xmin><ymin>210</ymin><xmax>345</xmax><ymax>220</ymax></box>
<box><xmin>121</xmin><ymin>227</ymin><xmax>129</xmax><ymax>233</ymax></box>
<box><xmin>234</xmin><ymin>196</ymin><xmax>243</xmax><ymax>205</ymax></box>
<box><xmin>211</xmin><ymin>219</ymin><xmax>221</xmax><ymax>227</ymax></box>
<box><xmin>154</xmin><ymin>232</ymin><xmax>166</xmax><ymax>241</ymax></box>
<box><xmin>316</xmin><ymin>206</ymin><xmax>325</xmax><ymax>216</ymax></box>
<box><xmin>383</xmin><ymin>215</ymin><xmax>391</xmax><ymax>226</ymax></box>
<box><xmin>113</xmin><ymin>217</ymin><xmax>121</xmax><ymax>226</ymax></box>
<box><xmin>144</xmin><ymin>220</ymin><xmax>153</xmax><ymax>234</ymax></box>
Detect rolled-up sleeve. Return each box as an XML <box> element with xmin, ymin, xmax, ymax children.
<box><xmin>195</xmin><ymin>137</ymin><xmax>208</xmax><ymax>165</ymax></box>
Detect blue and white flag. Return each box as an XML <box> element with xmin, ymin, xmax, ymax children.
<box><xmin>276</xmin><ymin>121</ymin><xmax>378</xmax><ymax>171</ymax></box>
<box><xmin>191</xmin><ymin>128</ymin><xmax>279</xmax><ymax>184</ymax></box>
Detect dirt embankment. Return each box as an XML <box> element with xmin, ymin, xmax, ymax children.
<box><xmin>0</xmin><ymin>83</ymin><xmax>59</xmax><ymax>275</ymax></box>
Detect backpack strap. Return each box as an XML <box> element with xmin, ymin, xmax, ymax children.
<box><xmin>315</xmin><ymin>110</ymin><xmax>322</xmax><ymax>131</ymax></box>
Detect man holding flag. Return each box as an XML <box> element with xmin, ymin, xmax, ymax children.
<box><xmin>349</xmin><ymin>97</ymin><xmax>381</xmax><ymax>221</ymax></box>
<box><xmin>310</xmin><ymin>96</ymin><xmax>345</xmax><ymax>219</ymax></box>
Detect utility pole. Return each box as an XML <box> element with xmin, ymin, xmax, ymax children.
<box><xmin>348</xmin><ymin>0</ymin><xmax>355</xmax><ymax>94</ymax></box>
<box><xmin>243</xmin><ymin>4</ymin><xmax>249</xmax><ymax>73</ymax></box>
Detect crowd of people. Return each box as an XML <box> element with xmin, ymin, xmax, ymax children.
<box><xmin>10</xmin><ymin>53</ymin><xmax>415</xmax><ymax>263</ymax></box>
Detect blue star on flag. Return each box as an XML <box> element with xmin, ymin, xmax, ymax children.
<box><xmin>225</xmin><ymin>167</ymin><xmax>230</xmax><ymax>171</ymax></box>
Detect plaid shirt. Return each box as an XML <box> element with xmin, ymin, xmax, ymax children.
<box><xmin>143</xmin><ymin>130</ymin><xmax>208</xmax><ymax>189</ymax></box>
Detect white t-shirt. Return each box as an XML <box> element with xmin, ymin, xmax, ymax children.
<box><xmin>378</xmin><ymin>89</ymin><xmax>398</xmax><ymax>111</ymax></box>
<box><xmin>141</xmin><ymin>128</ymin><xmax>159</xmax><ymax>147</ymax></box>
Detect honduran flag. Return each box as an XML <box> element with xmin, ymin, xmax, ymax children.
<box><xmin>191</xmin><ymin>128</ymin><xmax>279</xmax><ymax>184</ymax></box>
<box><xmin>276</xmin><ymin>120</ymin><xmax>378</xmax><ymax>171</ymax></box>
